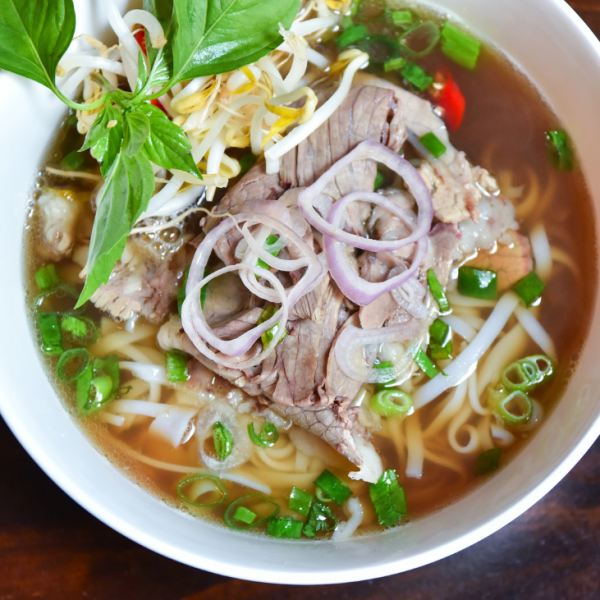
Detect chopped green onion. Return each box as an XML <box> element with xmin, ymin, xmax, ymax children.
<box><xmin>165</xmin><ymin>350</ymin><xmax>189</xmax><ymax>382</ymax></box>
<box><xmin>239</xmin><ymin>152</ymin><xmax>257</xmax><ymax>175</ymax></box>
<box><xmin>374</xmin><ymin>171</ymin><xmax>385</xmax><ymax>190</ymax></box>
<box><xmin>316</xmin><ymin>487</ymin><xmax>334</xmax><ymax>503</ymax></box>
<box><xmin>177</xmin><ymin>474</ymin><xmax>227</xmax><ymax>507</ymax></box>
<box><xmin>401</xmin><ymin>62</ymin><xmax>434</xmax><ymax>91</ymax></box>
<box><xmin>475</xmin><ymin>448</ymin><xmax>502</xmax><ymax>476</ymax></box>
<box><xmin>267</xmin><ymin>516</ymin><xmax>303</xmax><ymax>539</ymax></box>
<box><xmin>37</xmin><ymin>312</ymin><xmax>63</xmax><ymax>355</ymax></box>
<box><xmin>342</xmin><ymin>16</ymin><xmax>354</xmax><ymax>30</ymax></box>
<box><xmin>314</xmin><ymin>470</ymin><xmax>352</xmax><ymax>505</ymax></box>
<box><xmin>233</xmin><ymin>506</ymin><xmax>256</xmax><ymax>525</ymax></box>
<box><xmin>458</xmin><ymin>266</ymin><xmax>498</xmax><ymax>300</ymax></box>
<box><xmin>399</xmin><ymin>21</ymin><xmax>440</xmax><ymax>58</ymax></box>
<box><xmin>374</xmin><ymin>360</ymin><xmax>393</xmax><ymax>370</ymax></box>
<box><xmin>513</xmin><ymin>271</ymin><xmax>545</xmax><ymax>307</ymax></box>
<box><xmin>76</xmin><ymin>355</ymin><xmax>120</xmax><ymax>415</ymax></box>
<box><xmin>35</xmin><ymin>283</ymin><xmax>81</xmax><ymax>314</ymax></box>
<box><xmin>177</xmin><ymin>267</ymin><xmax>190</xmax><ymax>316</ymax></box>
<box><xmin>60</xmin><ymin>150</ymin><xmax>86</xmax><ymax>171</ymax></box>
<box><xmin>369</xmin><ymin>469</ymin><xmax>407</xmax><ymax>528</ymax></box>
<box><xmin>213</xmin><ymin>421</ymin><xmax>234</xmax><ymax>461</ymax></box>
<box><xmin>384</xmin><ymin>57</ymin><xmax>407</xmax><ymax>72</ymax></box>
<box><xmin>358</xmin><ymin>35</ymin><xmax>398</xmax><ymax>63</ymax></box>
<box><xmin>248</xmin><ymin>421</ymin><xmax>280</xmax><ymax>448</ymax></box>
<box><xmin>390</xmin><ymin>10</ymin><xmax>413</xmax><ymax>26</ymax></box>
<box><xmin>429</xmin><ymin>319</ymin><xmax>450</xmax><ymax>346</ymax></box>
<box><xmin>224</xmin><ymin>493</ymin><xmax>279</xmax><ymax>530</ymax></box>
<box><xmin>528</xmin><ymin>355</ymin><xmax>555</xmax><ymax>383</ymax></box>
<box><xmin>336</xmin><ymin>25</ymin><xmax>368</xmax><ymax>49</ymax></box>
<box><xmin>420</xmin><ymin>132</ymin><xmax>447</xmax><ymax>159</ymax></box>
<box><xmin>256</xmin><ymin>234</ymin><xmax>281</xmax><ymax>272</ymax></box>
<box><xmin>56</xmin><ymin>348</ymin><xmax>90</xmax><ymax>382</ymax></box>
<box><xmin>440</xmin><ymin>22</ymin><xmax>481</xmax><ymax>70</ymax></box>
<box><xmin>426</xmin><ymin>269</ymin><xmax>450</xmax><ymax>312</ymax></box>
<box><xmin>35</xmin><ymin>264</ymin><xmax>60</xmax><ymax>291</ymax></box>
<box><xmin>501</xmin><ymin>360</ymin><xmax>538</xmax><ymax>392</ymax></box>
<box><xmin>414</xmin><ymin>348</ymin><xmax>438</xmax><ymax>378</ymax></box>
<box><xmin>302</xmin><ymin>502</ymin><xmax>337</xmax><ymax>538</ymax></box>
<box><xmin>546</xmin><ymin>130</ymin><xmax>574</xmax><ymax>171</ymax></box>
<box><xmin>430</xmin><ymin>340</ymin><xmax>453</xmax><ymax>361</ymax></box>
<box><xmin>495</xmin><ymin>390</ymin><xmax>533</xmax><ymax>426</ymax></box>
<box><xmin>370</xmin><ymin>390</ymin><xmax>413</xmax><ymax>418</ymax></box>
<box><xmin>289</xmin><ymin>486</ymin><xmax>313</xmax><ymax>516</ymax></box>
<box><xmin>60</xmin><ymin>315</ymin><xmax>99</xmax><ymax>346</ymax></box>
<box><xmin>257</xmin><ymin>305</ymin><xmax>287</xmax><ymax>347</ymax></box>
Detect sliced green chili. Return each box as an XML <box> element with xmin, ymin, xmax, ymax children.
<box><xmin>37</xmin><ymin>312</ymin><xmax>63</xmax><ymax>355</ymax></box>
<box><xmin>370</xmin><ymin>390</ymin><xmax>413</xmax><ymax>418</ymax></box>
<box><xmin>213</xmin><ymin>422</ymin><xmax>234</xmax><ymax>461</ymax></box>
<box><xmin>440</xmin><ymin>22</ymin><xmax>482</xmax><ymax>70</ymax></box>
<box><xmin>475</xmin><ymin>448</ymin><xmax>502</xmax><ymax>476</ymax></box>
<box><xmin>302</xmin><ymin>502</ymin><xmax>338</xmax><ymax>538</ymax></box>
<box><xmin>267</xmin><ymin>516</ymin><xmax>303</xmax><ymax>539</ymax></box>
<box><xmin>420</xmin><ymin>132</ymin><xmax>447</xmax><ymax>159</ymax></box>
<box><xmin>35</xmin><ymin>264</ymin><xmax>60</xmax><ymax>291</ymax></box>
<box><xmin>289</xmin><ymin>486</ymin><xmax>313</xmax><ymax>516</ymax></box>
<box><xmin>314</xmin><ymin>470</ymin><xmax>352</xmax><ymax>505</ymax></box>
<box><xmin>224</xmin><ymin>493</ymin><xmax>279</xmax><ymax>530</ymax></box>
<box><xmin>458</xmin><ymin>266</ymin><xmax>498</xmax><ymax>300</ymax></box>
<box><xmin>56</xmin><ymin>348</ymin><xmax>91</xmax><ymax>382</ymax></box>
<box><xmin>177</xmin><ymin>474</ymin><xmax>227</xmax><ymax>507</ymax></box>
<box><xmin>165</xmin><ymin>350</ymin><xmax>189</xmax><ymax>382</ymax></box>
<box><xmin>369</xmin><ymin>469</ymin><xmax>407</xmax><ymax>528</ymax></box>
<box><xmin>513</xmin><ymin>271</ymin><xmax>545</xmax><ymax>307</ymax></box>
<box><xmin>248</xmin><ymin>422</ymin><xmax>279</xmax><ymax>448</ymax></box>
<box><xmin>426</xmin><ymin>269</ymin><xmax>450</xmax><ymax>312</ymax></box>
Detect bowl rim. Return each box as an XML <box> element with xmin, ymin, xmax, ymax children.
<box><xmin>2</xmin><ymin>0</ymin><xmax>600</xmax><ymax>585</ymax></box>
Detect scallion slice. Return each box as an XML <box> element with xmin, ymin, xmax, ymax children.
<box><xmin>56</xmin><ymin>348</ymin><xmax>91</xmax><ymax>382</ymax></box>
<box><xmin>76</xmin><ymin>355</ymin><xmax>120</xmax><ymax>415</ymax></box>
<box><xmin>420</xmin><ymin>132</ymin><xmax>447</xmax><ymax>159</ymax></box>
<box><xmin>546</xmin><ymin>130</ymin><xmax>574</xmax><ymax>171</ymax></box>
<box><xmin>369</xmin><ymin>469</ymin><xmax>407</xmax><ymax>528</ymax></box>
<box><xmin>37</xmin><ymin>312</ymin><xmax>63</xmax><ymax>355</ymax></box>
<box><xmin>316</xmin><ymin>487</ymin><xmax>334</xmax><ymax>503</ymax></box>
<box><xmin>224</xmin><ymin>493</ymin><xmax>279</xmax><ymax>530</ymax></box>
<box><xmin>401</xmin><ymin>62</ymin><xmax>434</xmax><ymax>91</ymax></box>
<box><xmin>256</xmin><ymin>234</ymin><xmax>281</xmax><ymax>272</ymax></box>
<box><xmin>399</xmin><ymin>21</ymin><xmax>440</xmax><ymax>58</ymax></box>
<box><xmin>374</xmin><ymin>171</ymin><xmax>385</xmax><ymax>190</ymax></box>
<box><xmin>430</xmin><ymin>340</ymin><xmax>453</xmax><ymax>361</ymax></box>
<box><xmin>314</xmin><ymin>470</ymin><xmax>352</xmax><ymax>505</ymax></box>
<box><xmin>513</xmin><ymin>271</ymin><xmax>545</xmax><ymax>307</ymax></box>
<box><xmin>475</xmin><ymin>448</ymin><xmax>502</xmax><ymax>476</ymax></box>
<box><xmin>35</xmin><ymin>264</ymin><xmax>60</xmax><ymax>291</ymax></box>
<box><xmin>384</xmin><ymin>57</ymin><xmax>407</xmax><ymax>72</ymax></box>
<box><xmin>501</xmin><ymin>360</ymin><xmax>537</xmax><ymax>392</ymax></box>
<box><xmin>458</xmin><ymin>266</ymin><xmax>498</xmax><ymax>300</ymax></box>
<box><xmin>213</xmin><ymin>421</ymin><xmax>234</xmax><ymax>461</ymax></box>
<box><xmin>414</xmin><ymin>348</ymin><xmax>438</xmax><ymax>379</ymax></box>
<box><xmin>528</xmin><ymin>355</ymin><xmax>555</xmax><ymax>383</ymax></box>
<box><xmin>177</xmin><ymin>266</ymin><xmax>190</xmax><ymax>316</ymax></box>
<box><xmin>165</xmin><ymin>350</ymin><xmax>189</xmax><ymax>382</ymax></box>
<box><xmin>177</xmin><ymin>474</ymin><xmax>227</xmax><ymax>507</ymax></box>
<box><xmin>336</xmin><ymin>25</ymin><xmax>368</xmax><ymax>49</ymax></box>
<box><xmin>495</xmin><ymin>390</ymin><xmax>533</xmax><ymax>426</ymax></box>
<box><xmin>426</xmin><ymin>269</ymin><xmax>450</xmax><ymax>312</ymax></box>
<box><xmin>429</xmin><ymin>319</ymin><xmax>450</xmax><ymax>346</ymax></box>
<box><xmin>302</xmin><ymin>502</ymin><xmax>337</xmax><ymax>538</ymax></box>
<box><xmin>289</xmin><ymin>486</ymin><xmax>313</xmax><ymax>516</ymax></box>
<box><xmin>60</xmin><ymin>315</ymin><xmax>99</xmax><ymax>346</ymax></box>
<box><xmin>374</xmin><ymin>360</ymin><xmax>394</xmax><ymax>370</ymax></box>
<box><xmin>390</xmin><ymin>10</ymin><xmax>413</xmax><ymax>27</ymax></box>
<box><xmin>248</xmin><ymin>421</ymin><xmax>279</xmax><ymax>448</ymax></box>
<box><xmin>257</xmin><ymin>305</ymin><xmax>287</xmax><ymax>347</ymax></box>
<box><xmin>370</xmin><ymin>390</ymin><xmax>413</xmax><ymax>418</ymax></box>
<box><xmin>440</xmin><ymin>22</ymin><xmax>481</xmax><ymax>70</ymax></box>
<box><xmin>267</xmin><ymin>516</ymin><xmax>303</xmax><ymax>539</ymax></box>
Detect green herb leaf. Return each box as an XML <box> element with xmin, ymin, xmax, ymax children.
<box><xmin>140</xmin><ymin>104</ymin><xmax>202</xmax><ymax>179</ymax></box>
<box><xmin>0</xmin><ymin>0</ymin><xmax>75</xmax><ymax>91</ymax></box>
<box><xmin>80</xmin><ymin>102</ymin><xmax>124</xmax><ymax>177</ymax></box>
<box><xmin>170</xmin><ymin>0</ymin><xmax>300</xmax><ymax>84</ymax></box>
<box><xmin>369</xmin><ymin>469</ymin><xmax>407</xmax><ymax>528</ymax></box>
<box><xmin>123</xmin><ymin>109</ymin><xmax>150</xmax><ymax>157</ymax></box>
<box><xmin>134</xmin><ymin>51</ymin><xmax>149</xmax><ymax>94</ymax></box>
<box><xmin>143</xmin><ymin>0</ymin><xmax>174</xmax><ymax>83</ymax></box>
<box><xmin>77</xmin><ymin>151</ymin><xmax>155</xmax><ymax>307</ymax></box>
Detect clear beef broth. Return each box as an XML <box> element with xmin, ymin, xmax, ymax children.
<box><xmin>24</xmin><ymin>7</ymin><xmax>597</xmax><ymax>536</ymax></box>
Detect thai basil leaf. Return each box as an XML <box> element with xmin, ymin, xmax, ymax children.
<box><xmin>0</xmin><ymin>0</ymin><xmax>75</xmax><ymax>92</ymax></box>
<box><xmin>80</xmin><ymin>103</ymin><xmax>124</xmax><ymax>177</ymax></box>
<box><xmin>123</xmin><ymin>110</ymin><xmax>150</xmax><ymax>157</ymax></box>
<box><xmin>140</xmin><ymin>104</ymin><xmax>202</xmax><ymax>178</ymax></box>
<box><xmin>170</xmin><ymin>0</ymin><xmax>300</xmax><ymax>84</ymax></box>
<box><xmin>134</xmin><ymin>52</ymin><xmax>149</xmax><ymax>94</ymax></box>
<box><xmin>77</xmin><ymin>151</ymin><xmax>155</xmax><ymax>307</ymax></box>
<box><xmin>142</xmin><ymin>0</ymin><xmax>174</xmax><ymax>88</ymax></box>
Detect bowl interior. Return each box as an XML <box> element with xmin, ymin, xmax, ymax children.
<box><xmin>1</xmin><ymin>0</ymin><xmax>600</xmax><ymax>584</ymax></box>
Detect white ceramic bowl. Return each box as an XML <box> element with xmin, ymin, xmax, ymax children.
<box><xmin>1</xmin><ymin>0</ymin><xmax>599</xmax><ymax>585</ymax></box>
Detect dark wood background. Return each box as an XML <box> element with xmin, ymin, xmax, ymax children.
<box><xmin>2</xmin><ymin>2</ymin><xmax>600</xmax><ymax>598</ymax></box>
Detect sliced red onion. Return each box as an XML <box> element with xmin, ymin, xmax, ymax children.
<box><xmin>325</xmin><ymin>234</ymin><xmax>428</xmax><ymax>306</ymax></box>
<box><xmin>335</xmin><ymin>320</ymin><xmax>425</xmax><ymax>384</ymax></box>
<box><xmin>297</xmin><ymin>140</ymin><xmax>433</xmax><ymax>251</ymax></box>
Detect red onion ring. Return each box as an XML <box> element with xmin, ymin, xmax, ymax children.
<box><xmin>297</xmin><ymin>139</ymin><xmax>433</xmax><ymax>251</ymax></box>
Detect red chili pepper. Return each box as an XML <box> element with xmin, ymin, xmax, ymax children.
<box><xmin>151</xmin><ymin>98</ymin><xmax>168</xmax><ymax>115</ymax></box>
<box><xmin>437</xmin><ymin>73</ymin><xmax>465</xmax><ymax>132</ymax></box>
<box><xmin>134</xmin><ymin>28</ymin><xmax>147</xmax><ymax>57</ymax></box>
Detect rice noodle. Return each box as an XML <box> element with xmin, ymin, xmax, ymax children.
<box><xmin>448</xmin><ymin>401</ymin><xmax>479</xmax><ymax>454</ymax></box>
<box><xmin>530</xmin><ymin>223</ymin><xmax>552</xmax><ymax>281</ymax></box>
<box><xmin>515</xmin><ymin>306</ymin><xmax>558</xmax><ymax>361</ymax></box>
<box><xmin>440</xmin><ymin>315</ymin><xmax>477</xmax><ymax>342</ymax></box>
<box><xmin>332</xmin><ymin>498</ymin><xmax>364</xmax><ymax>541</ymax></box>
<box><xmin>405</xmin><ymin>412</ymin><xmax>424</xmax><ymax>479</ymax></box>
<box><xmin>119</xmin><ymin>362</ymin><xmax>168</xmax><ymax>384</ymax></box>
<box><xmin>111</xmin><ymin>399</ymin><xmax>167</xmax><ymax>417</ymax></box>
<box><xmin>468</xmin><ymin>372</ymin><xmax>490</xmax><ymax>415</ymax></box>
<box><xmin>423</xmin><ymin>381</ymin><xmax>467</xmax><ymax>440</ymax></box>
<box><xmin>414</xmin><ymin>293</ymin><xmax>520</xmax><ymax>408</ymax></box>
<box><xmin>491</xmin><ymin>425</ymin><xmax>516</xmax><ymax>447</ymax></box>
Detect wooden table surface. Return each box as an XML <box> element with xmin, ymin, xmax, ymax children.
<box><xmin>3</xmin><ymin>2</ymin><xmax>600</xmax><ymax>599</ymax></box>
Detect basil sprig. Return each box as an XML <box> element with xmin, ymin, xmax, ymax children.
<box><xmin>0</xmin><ymin>0</ymin><xmax>300</xmax><ymax>306</ymax></box>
